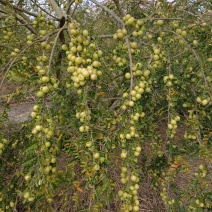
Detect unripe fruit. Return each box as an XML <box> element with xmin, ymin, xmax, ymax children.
<box><xmin>202</xmin><ymin>99</ymin><xmax>208</xmax><ymax>106</ymax></box>
<box><xmin>168</xmin><ymin>124</ymin><xmax>173</xmax><ymax>129</ymax></box>
<box><xmin>135</xmin><ymin>146</ymin><xmax>141</xmax><ymax>152</ymax></box>
<box><xmin>51</xmin><ymin>158</ymin><xmax>56</xmax><ymax>163</ymax></box>
<box><xmin>41</xmin><ymin>86</ymin><xmax>49</xmax><ymax>93</ymax></box>
<box><xmin>45</xmin><ymin>142</ymin><xmax>51</xmax><ymax>148</ymax></box>
<box><xmin>82</xmin><ymin>30</ymin><xmax>89</xmax><ymax>37</ymax></box>
<box><xmin>156</xmin><ymin>20</ymin><xmax>164</xmax><ymax>26</ymax></box>
<box><xmin>41</xmin><ymin>42</ymin><xmax>47</xmax><ymax>48</ymax></box>
<box><xmin>170</xmin><ymin>119</ymin><xmax>177</xmax><ymax>125</ymax></box>
<box><xmin>24</xmin><ymin>192</ymin><xmax>30</xmax><ymax>199</ymax></box>
<box><xmin>0</xmin><ymin>143</ymin><xmax>4</xmax><ymax>149</ymax></box>
<box><xmin>79</xmin><ymin>126</ymin><xmax>85</xmax><ymax>132</ymax></box>
<box><xmin>41</xmin><ymin>76</ymin><xmax>50</xmax><ymax>83</ymax></box>
<box><xmin>129</xmin><ymin>101</ymin><xmax>134</xmax><ymax>107</ymax></box>
<box><xmin>121</xmin><ymin>151</ymin><xmax>127</xmax><ymax>158</ymax></box>
<box><xmin>94</xmin><ymin>152</ymin><xmax>100</xmax><ymax>159</ymax></box>
<box><xmin>90</xmin><ymin>74</ymin><xmax>97</xmax><ymax>81</ymax></box>
<box><xmin>36</xmin><ymin>91</ymin><xmax>44</xmax><ymax>98</ymax></box>
<box><xmin>130</xmin><ymin>175</ymin><xmax>137</xmax><ymax>182</ymax></box>
<box><xmin>126</xmin><ymin>134</ymin><xmax>131</xmax><ymax>139</ymax></box>
<box><xmin>39</xmin><ymin>30</ymin><xmax>47</xmax><ymax>36</ymax></box>
<box><xmin>125</xmin><ymin>73</ymin><xmax>131</xmax><ymax>79</ymax></box>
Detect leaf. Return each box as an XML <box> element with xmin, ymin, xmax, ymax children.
<box><xmin>8</xmin><ymin>70</ymin><xmax>29</xmax><ymax>82</ymax></box>
<box><xmin>66</xmin><ymin>88</ymin><xmax>71</xmax><ymax>96</ymax></box>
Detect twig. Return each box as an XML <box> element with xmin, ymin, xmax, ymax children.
<box><xmin>15</xmin><ymin>14</ymin><xmax>38</xmax><ymax>35</ymax></box>
<box><xmin>31</xmin><ymin>0</ymin><xmax>59</xmax><ymax>20</ymax></box>
<box><xmin>65</xmin><ymin>0</ymin><xmax>75</xmax><ymax>14</ymax></box>
<box><xmin>125</xmin><ymin>36</ymin><xmax>134</xmax><ymax>99</ymax></box>
<box><xmin>0</xmin><ymin>0</ymin><xmax>38</xmax><ymax>17</ymax></box>
<box><xmin>0</xmin><ymin>43</ymin><xmax>13</xmax><ymax>49</ymax></box>
<box><xmin>165</xmin><ymin>30</ymin><xmax>211</xmax><ymax>98</ymax></box>
<box><xmin>112</xmin><ymin>0</ymin><xmax>124</xmax><ymax>17</ymax></box>
<box><xmin>47</xmin><ymin>25</ymin><xmax>67</xmax><ymax>75</ymax></box>
<box><xmin>90</xmin><ymin>0</ymin><xmax>125</xmax><ymax>25</ymax></box>
<box><xmin>0</xmin><ymin>23</ymin><xmax>34</xmax><ymax>29</ymax></box>
<box><xmin>0</xmin><ymin>37</ymin><xmax>48</xmax><ymax>88</ymax></box>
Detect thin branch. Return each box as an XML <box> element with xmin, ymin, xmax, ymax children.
<box><xmin>31</xmin><ymin>0</ymin><xmax>59</xmax><ymax>20</ymax></box>
<box><xmin>0</xmin><ymin>37</ymin><xmax>49</xmax><ymax>88</ymax></box>
<box><xmin>112</xmin><ymin>0</ymin><xmax>124</xmax><ymax>17</ymax></box>
<box><xmin>98</xmin><ymin>34</ymin><xmax>113</xmax><ymax>38</ymax></box>
<box><xmin>165</xmin><ymin>30</ymin><xmax>211</xmax><ymax>98</ymax></box>
<box><xmin>0</xmin><ymin>43</ymin><xmax>13</xmax><ymax>50</ymax></box>
<box><xmin>90</xmin><ymin>0</ymin><xmax>125</xmax><ymax>25</ymax></box>
<box><xmin>0</xmin><ymin>23</ymin><xmax>34</xmax><ymax>29</ymax></box>
<box><xmin>0</xmin><ymin>0</ymin><xmax>38</xmax><ymax>17</ymax></box>
<box><xmin>125</xmin><ymin>36</ymin><xmax>134</xmax><ymax>100</ymax></box>
<box><xmin>15</xmin><ymin>15</ymin><xmax>38</xmax><ymax>35</ymax></box>
<box><xmin>47</xmin><ymin>25</ymin><xmax>67</xmax><ymax>75</ymax></box>
<box><xmin>65</xmin><ymin>0</ymin><xmax>75</xmax><ymax>14</ymax></box>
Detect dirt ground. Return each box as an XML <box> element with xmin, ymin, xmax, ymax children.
<box><xmin>0</xmin><ymin>80</ymin><xmax>34</xmax><ymax>124</ymax></box>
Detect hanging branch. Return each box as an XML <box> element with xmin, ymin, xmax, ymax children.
<box><xmin>90</xmin><ymin>0</ymin><xmax>125</xmax><ymax>25</ymax></box>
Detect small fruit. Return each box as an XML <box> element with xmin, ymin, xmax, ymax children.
<box><xmin>36</xmin><ymin>91</ymin><xmax>44</xmax><ymax>98</ymax></box>
<box><xmin>156</xmin><ymin>20</ymin><xmax>164</xmax><ymax>26</ymax></box>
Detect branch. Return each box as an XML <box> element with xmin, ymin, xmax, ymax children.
<box><xmin>112</xmin><ymin>0</ymin><xmax>124</xmax><ymax>17</ymax></box>
<box><xmin>16</xmin><ymin>15</ymin><xmax>38</xmax><ymax>36</ymax></box>
<box><xmin>65</xmin><ymin>0</ymin><xmax>75</xmax><ymax>14</ymax></box>
<box><xmin>0</xmin><ymin>43</ymin><xmax>13</xmax><ymax>50</ymax></box>
<box><xmin>125</xmin><ymin>37</ymin><xmax>134</xmax><ymax>100</ymax></box>
<box><xmin>49</xmin><ymin>0</ymin><xmax>66</xmax><ymax>19</ymax></box>
<box><xmin>0</xmin><ymin>0</ymin><xmax>37</xmax><ymax>17</ymax></box>
<box><xmin>31</xmin><ymin>0</ymin><xmax>59</xmax><ymax>20</ymax></box>
<box><xmin>98</xmin><ymin>34</ymin><xmax>113</xmax><ymax>38</ymax></box>
<box><xmin>47</xmin><ymin>24</ymin><xmax>67</xmax><ymax>75</ymax></box>
<box><xmin>0</xmin><ymin>37</ymin><xmax>49</xmax><ymax>88</ymax></box>
<box><xmin>165</xmin><ymin>30</ymin><xmax>211</xmax><ymax>98</ymax></box>
<box><xmin>0</xmin><ymin>23</ymin><xmax>34</xmax><ymax>29</ymax></box>
<box><xmin>90</xmin><ymin>0</ymin><xmax>125</xmax><ymax>25</ymax></box>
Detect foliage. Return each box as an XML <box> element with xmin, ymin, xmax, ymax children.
<box><xmin>0</xmin><ymin>0</ymin><xmax>212</xmax><ymax>211</ymax></box>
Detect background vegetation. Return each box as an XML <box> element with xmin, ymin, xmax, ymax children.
<box><xmin>0</xmin><ymin>0</ymin><xmax>212</xmax><ymax>211</ymax></box>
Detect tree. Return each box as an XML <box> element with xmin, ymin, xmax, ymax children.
<box><xmin>0</xmin><ymin>0</ymin><xmax>212</xmax><ymax>211</ymax></box>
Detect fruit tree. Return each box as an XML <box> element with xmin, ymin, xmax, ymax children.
<box><xmin>0</xmin><ymin>0</ymin><xmax>212</xmax><ymax>211</ymax></box>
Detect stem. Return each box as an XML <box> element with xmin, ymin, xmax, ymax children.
<box><xmin>125</xmin><ymin>36</ymin><xmax>134</xmax><ymax>99</ymax></box>
<box><xmin>47</xmin><ymin>25</ymin><xmax>67</xmax><ymax>75</ymax></box>
<box><xmin>90</xmin><ymin>0</ymin><xmax>125</xmax><ymax>25</ymax></box>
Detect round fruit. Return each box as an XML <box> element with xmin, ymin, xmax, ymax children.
<box><xmin>41</xmin><ymin>76</ymin><xmax>50</xmax><ymax>83</ymax></box>
<box><xmin>130</xmin><ymin>175</ymin><xmax>137</xmax><ymax>182</ymax></box>
<box><xmin>41</xmin><ymin>86</ymin><xmax>49</xmax><ymax>93</ymax></box>
<box><xmin>24</xmin><ymin>192</ymin><xmax>30</xmax><ymax>199</ymax></box>
<box><xmin>125</xmin><ymin>73</ymin><xmax>131</xmax><ymax>79</ymax></box>
<box><xmin>135</xmin><ymin>146</ymin><xmax>141</xmax><ymax>152</ymax></box>
<box><xmin>126</xmin><ymin>134</ymin><xmax>131</xmax><ymax>139</ymax></box>
<box><xmin>94</xmin><ymin>152</ymin><xmax>100</xmax><ymax>159</ymax></box>
<box><xmin>202</xmin><ymin>99</ymin><xmax>208</xmax><ymax>105</ymax></box>
<box><xmin>156</xmin><ymin>20</ymin><xmax>164</xmax><ymax>26</ymax></box>
<box><xmin>90</xmin><ymin>74</ymin><xmax>97</xmax><ymax>81</ymax></box>
<box><xmin>51</xmin><ymin>158</ymin><xmax>56</xmax><ymax>163</ymax></box>
<box><xmin>129</xmin><ymin>101</ymin><xmax>134</xmax><ymax>107</ymax></box>
<box><xmin>45</xmin><ymin>142</ymin><xmax>51</xmax><ymax>148</ymax></box>
<box><xmin>0</xmin><ymin>143</ymin><xmax>4</xmax><ymax>149</ymax></box>
<box><xmin>121</xmin><ymin>151</ymin><xmax>127</xmax><ymax>158</ymax></box>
